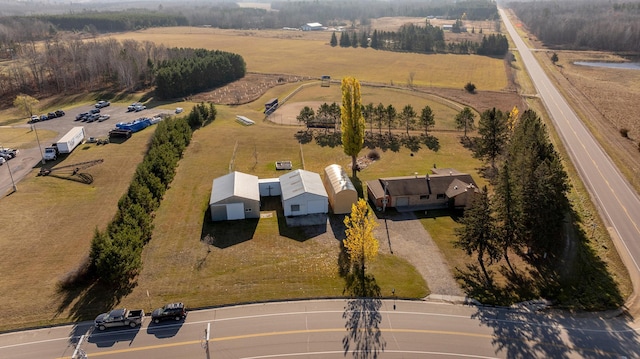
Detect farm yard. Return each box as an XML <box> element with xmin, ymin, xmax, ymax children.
<box><xmin>0</xmin><ymin>18</ymin><xmax>634</xmax><ymax>330</ymax></box>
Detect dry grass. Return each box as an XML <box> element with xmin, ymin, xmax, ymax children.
<box><xmin>107</xmin><ymin>27</ymin><xmax>508</xmax><ymax>91</ymax></box>
<box><xmin>0</xmin><ymin>129</ymin><xmax>155</xmax><ymax>331</ymax></box>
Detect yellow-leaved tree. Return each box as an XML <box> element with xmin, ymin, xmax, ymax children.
<box><xmin>507</xmin><ymin>105</ymin><xmax>519</xmax><ymax>133</ymax></box>
<box><xmin>343</xmin><ymin>198</ymin><xmax>379</xmax><ymax>280</ymax></box>
<box><xmin>341</xmin><ymin>76</ymin><xmax>365</xmax><ymax>178</ymax></box>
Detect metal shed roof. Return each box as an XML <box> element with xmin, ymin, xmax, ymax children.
<box><xmin>210</xmin><ymin>171</ymin><xmax>260</xmax><ymax>205</ymax></box>
<box><xmin>279</xmin><ymin>169</ymin><xmax>328</xmax><ymax>201</ymax></box>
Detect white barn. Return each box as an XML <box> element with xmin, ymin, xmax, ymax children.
<box><xmin>301</xmin><ymin>22</ymin><xmax>323</xmax><ymax>31</ymax></box>
<box><xmin>209</xmin><ymin>171</ymin><xmax>260</xmax><ymax>221</ymax></box>
<box><xmin>280</xmin><ymin>169</ymin><xmax>328</xmax><ymax>216</ymax></box>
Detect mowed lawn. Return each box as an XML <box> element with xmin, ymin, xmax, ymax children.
<box><xmin>0</xmin><ymin>29</ymin><xmax>508</xmax><ymax>330</ymax></box>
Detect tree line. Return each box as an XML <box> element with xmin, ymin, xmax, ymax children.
<box><xmin>511</xmin><ymin>0</ymin><xmax>640</xmax><ymax>53</ymax></box>
<box><xmin>0</xmin><ymin>38</ymin><xmax>245</xmax><ymax>106</ymax></box>
<box><xmin>297</xmin><ymin>101</ymin><xmax>437</xmax><ymax>137</ymax></box>
<box><xmin>154</xmin><ymin>48</ymin><xmax>246</xmax><ymax>99</ymax></box>
<box><xmin>33</xmin><ymin>12</ymin><xmax>189</xmax><ymax>33</ymax></box>
<box><xmin>457</xmin><ymin>108</ymin><xmax>572</xmax><ymax>301</ymax></box>
<box><xmin>332</xmin><ymin>24</ymin><xmax>508</xmax><ymax>56</ymax></box>
<box><xmin>89</xmin><ymin>103</ymin><xmax>217</xmax><ymax>286</ymax></box>
<box><xmin>0</xmin><ymin>0</ymin><xmax>498</xmax><ymax>50</ymax></box>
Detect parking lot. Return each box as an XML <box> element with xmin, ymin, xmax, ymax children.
<box><xmin>0</xmin><ymin>102</ymin><xmax>173</xmax><ymax>196</ymax></box>
<box><xmin>33</xmin><ymin>102</ymin><xmax>171</xmax><ymax>140</ymax></box>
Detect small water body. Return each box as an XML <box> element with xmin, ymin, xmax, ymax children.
<box><xmin>574</xmin><ymin>61</ymin><xmax>640</xmax><ymax>70</ymax></box>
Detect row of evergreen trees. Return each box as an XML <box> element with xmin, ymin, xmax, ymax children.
<box><xmin>297</xmin><ymin>102</ymin><xmax>436</xmax><ymax>137</ymax></box>
<box><xmin>458</xmin><ymin>108</ymin><xmax>570</xmax><ymax>288</ymax></box>
<box><xmin>331</xmin><ymin>25</ymin><xmax>508</xmax><ymax>56</ymax></box>
<box><xmin>89</xmin><ymin>104</ymin><xmax>216</xmax><ymax>286</ymax></box>
<box><xmin>154</xmin><ymin>48</ymin><xmax>246</xmax><ymax>99</ymax></box>
<box><xmin>33</xmin><ymin>12</ymin><xmax>189</xmax><ymax>33</ymax></box>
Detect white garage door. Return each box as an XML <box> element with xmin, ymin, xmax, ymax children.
<box><xmin>308</xmin><ymin>199</ymin><xmax>326</xmax><ymax>214</ymax></box>
<box><xmin>226</xmin><ymin>202</ymin><xmax>245</xmax><ymax>220</ymax></box>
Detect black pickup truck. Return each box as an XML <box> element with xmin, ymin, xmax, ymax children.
<box><xmin>94</xmin><ymin>308</ymin><xmax>145</xmax><ymax>331</ymax></box>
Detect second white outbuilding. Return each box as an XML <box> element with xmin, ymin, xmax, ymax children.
<box><xmin>280</xmin><ymin>169</ymin><xmax>328</xmax><ymax>216</ymax></box>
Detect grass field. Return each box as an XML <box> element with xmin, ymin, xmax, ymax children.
<box><xmin>0</xmin><ymin>21</ymin><xmax>632</xmax><ymax>330</ymax></box>
<box><xmin>108</xmin><ymin>27</ymin><xmax>508</xmax><ymax>91</ymax></box>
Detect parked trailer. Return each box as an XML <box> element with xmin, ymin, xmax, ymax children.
<box><xmin>56</xmin><ymin>126</ymin><xmax>86</xmax><ymax>154</ymax></box>
<box><xmin>115</xmin><ymin>118</ymin><xmax>153</xmax><ymax>133</ymax></box>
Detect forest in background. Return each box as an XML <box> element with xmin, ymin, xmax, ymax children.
<box><xmin>509</xmin><ymin>0</ymin><xmax>640</xmax><ymax>54</ymax></box>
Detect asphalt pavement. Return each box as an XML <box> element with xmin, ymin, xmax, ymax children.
<box><xmin>0</xmin><ymin>103</ymin><xmax>171</xmax><ymax>197</ymax></box>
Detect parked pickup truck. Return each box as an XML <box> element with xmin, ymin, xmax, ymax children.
<box><xmin>94</xmin><ymin>308</ymin><xmax>145</xmax><ymax>331</ymax></box>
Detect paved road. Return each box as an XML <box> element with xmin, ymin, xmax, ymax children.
<box><xmin>0</xmin><ymin>300</ymin><xmax>637</xmax><ymax>358</ymax></box>
<box><xmin>500</xmin><ymin>8</ymin><xmax>640</xmax><ymax>303</ymax></box>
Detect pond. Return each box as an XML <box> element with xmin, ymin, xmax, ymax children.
<box><xmin>574</xmin><ymin>61</ymin><xmax>640</xmax><ymax>70</ymax></box>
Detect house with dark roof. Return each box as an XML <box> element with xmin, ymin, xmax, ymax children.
<box><xmin>366</xmin><ymin>168</ymin><xmax>478</xmax><ymax>211</ymax></box>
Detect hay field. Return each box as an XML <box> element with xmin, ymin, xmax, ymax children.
<box><xmin>107</xmin><ymin>27</ymin><xmax>507</xmax><ymax>91</ymax></box>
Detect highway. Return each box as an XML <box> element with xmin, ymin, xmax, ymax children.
<box><xmin>0</xmin><ymin>300</ymin><xmax>638</xmax><ymax>358</ymax></box>
<box><xmin>500</xmin><ymin>9</ymin><xmax>640</xmax><ymax>297</ymax></box>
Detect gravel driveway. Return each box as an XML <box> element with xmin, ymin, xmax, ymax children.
<box><xmin>374</xmin><ymin>211</ymin><xmax>464</xmax><ymax>298</ymax></box>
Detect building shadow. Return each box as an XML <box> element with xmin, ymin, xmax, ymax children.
<box><xmin>200</xmin><ymin>208</ymin><xmax>259</xmax><ymax>249</ymax></box>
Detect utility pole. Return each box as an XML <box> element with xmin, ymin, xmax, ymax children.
<box><xmin>33</xmin><ymin>124</ymin><xmax>46</xmax><ymax>165</ymax></box>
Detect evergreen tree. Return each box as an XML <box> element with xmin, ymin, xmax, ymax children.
<box><xmin>400</xmin><ymin>104</ymin><xmax>417</xmax><ymax>137</ymax></box>
<box><xmin>371</xmin><ymin>30</ymin><xmax>379</xmax><ymax>49</ymax></box>
<box><xmin>385</xmin><ymin>104</ymin><xmax>396</xmax><ymax>136</ymax></box>
<box><xmin>297</xmin><ymin>106</ymin><xmax>315</xmax><ymax>127</ymax></box>
<box><xmin>330</xmin><ymin>32</ymin><xmax>338</xmax><ymax>47</ymax></box>
<box><xmin>419</xmin><ymin>105</ymin><xmax>435</xmax><ymax>137</ymax></box>
<box><xmin>476</xmin><ymin>107</ymin><xmax>508</xmax><ymax>170</ymax></box>
<box><xmin>363</xmin><ymin>103</ymin><xmax>375</xmax><ymax>134</ymax></box>
<box><xmin>455</xmin><ymin>186</ymin><xmax>500</xmax><ymax>284</ymax></box>
<box><xmin>455</xmin><ymin>107</ymin><xmax>476</xmax><ymax>137</ymax></box>
<box><xmin>504</xmin><ymin>110</ymin><xmax>570</xmax><ymax>258</ymax></box>
<box><xmin>360</xmin><ymin>31</ymin><xmax>369</xmax><ymax>48</ymax></box>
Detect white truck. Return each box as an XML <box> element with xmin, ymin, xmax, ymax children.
<box><xmin>56</xmin><ymin>126</ymin><xmax>86</xmax><ymax>154</ymax></box>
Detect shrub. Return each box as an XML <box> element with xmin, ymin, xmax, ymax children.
<box><xmin>620</xmin><ymin>128</ymin><xmax>629</xmax><ymax>138</ymax></box>
<box><xmin>464</xmin><ymin>82</ymin><xmax>476</xmax><ymax>93</ymax></box>
<box><xmin>367</xmin><ymin>149</ymin><xmax>381</xmax><ymax>161</ymax></box>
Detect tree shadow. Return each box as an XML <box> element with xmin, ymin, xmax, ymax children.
<box><xmin>471</xmin><ymin>303</ymin><xmax>639</xmax><ymax>358</ymax></box>
<box><xmin>341</xmin><ymin>272</ymin><xmax>386</xmax><ymax>358</ymax></box>
<box><xmin>459</xmin><ymin>135</ymin><xmax>477</xmax><ymax>150</ymax></box>
<box><xmin>294</xmin><ymin>130</ymin><xmax>313</xmax><ymax>144</ymax></box>
<box><xmin>401</xmin><ymin>135</ymin><xmax>421</xmax><ymax>152</ymax></box>
<box><xmin>315</xmin><ymin>132</ymin><xmax>342</xmax><ymax>147</ymax></box>
<box><xmin>421</xmin><ymin>134</ymin><xmax>440</xmax><ymax>152</ymax></box>
<box><xmin>54</xmin><ymin>276</ymin><xmax>137</xmax><ymax>325</ymax></box>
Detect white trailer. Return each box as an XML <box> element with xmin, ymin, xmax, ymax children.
<box><xmin>56</xmin><ymin>126</ymin><xmax>86</xmax><ymax>154</ymax></box>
